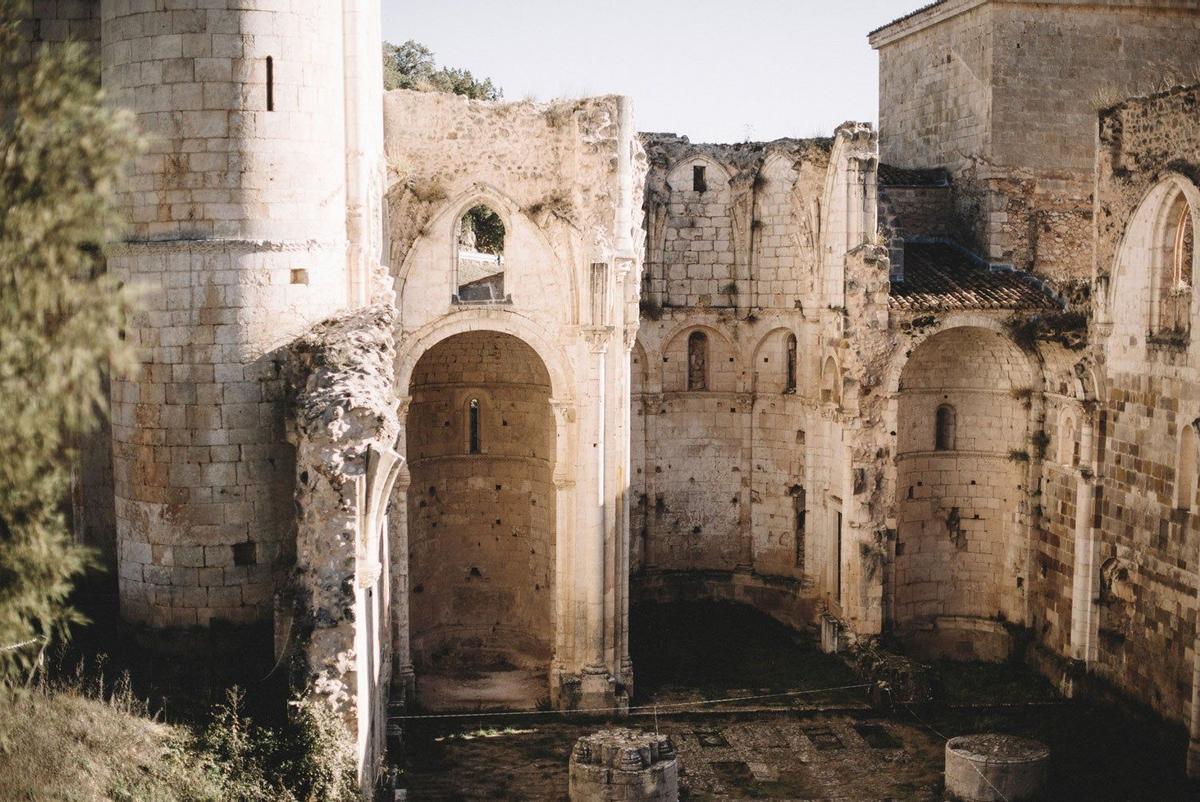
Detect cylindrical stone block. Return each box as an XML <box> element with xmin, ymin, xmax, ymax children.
<box><xmin>569</xmin><ymin>728</ymin><xmax>678</xmax><ymax>802</ymax></box>
<box><xmin>945</xmin><ymin>734</ymin><xmax>1049</xmax><ymax>802</ymax></box>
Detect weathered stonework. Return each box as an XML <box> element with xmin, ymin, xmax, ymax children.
<box><xmin>383</xmin><ymin>89</ymin><xmax>646</xmax><ymax>711</ymax></box>
<box><xmin>285</xmin><ymin>304</ymin><xmax>400</xmax><ymax>793</ymax></box>
<box><xmin>1090</xmin><ymin>83</ymin><xmax>1200</xmax><ymax>774</ymax></box>
<box><xmin>14</xmin><ymin>0</ymin><xmax>1200</xmax><ymax>790</ymax></box>
<box><xmin>872</xmin><ymin>0</ymin><xmax>1200</xmax><ymax>282</ymax></box>
<box><xmin>100</xmin><ymin>0</ymin><xmax>385</xmax><ymax>628</ymax></box>
<box><xmin>569</xmin><ymin>729</ymin><xmax>679</xmax><ymax>802</ymax></box>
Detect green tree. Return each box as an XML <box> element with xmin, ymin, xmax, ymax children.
<box><xmin>383</xmin><ymin>39</ymin><xmax>502</xmax><ymax>100</ymax></box>
<box><xmin>0</xmin><ymin>4</ymin><xmax>139</xmax><ymax>685</ymax></box>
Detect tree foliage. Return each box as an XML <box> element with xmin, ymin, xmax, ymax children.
<box><xmin>382</xmin><ymin>39</ymin><xmax>502</xmax><ymax>100</ymax></box>
<box><xmin>458</xmin><ymin>205</ymin><xmax>505</xmax><ymax>255</ymax></box>
<box><xmin>0</xmin><ymin>4</ymin><xmax>140</xmax><ymax>684</ymax></box>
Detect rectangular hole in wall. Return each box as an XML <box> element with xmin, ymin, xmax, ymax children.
<box><xmin>266</xmin><ymin>56</ymin><xmax>274</xmax><ymax>111</ymax></box>
<box><xmin>290</xmin><ymin>268</ymin><xmax>308</xmax><ymax>285</ymax></box>
<box><xmin>692</xmin><ymin>164</ymin><xmax>707</xmax><ymax>192</ymax></box>
<box><xmin>232</xmin><ymin>541</ymin><xmax>257</xmax><ymax>566</ymax></box>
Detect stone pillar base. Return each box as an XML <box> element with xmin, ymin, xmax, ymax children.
<box><xmin>580</xmin><ymin>666</ymin><xmax>621</xmax><ymax>712</ymax></box>
<box><xmin>392</xmin><ymin>663</ymin><xmax>416</xmax><ymax>706</ymax></box>
<box><xmin>554</xmin><ymin>667</ymin><xmax>628</xmax><ymax>713</ymax></box>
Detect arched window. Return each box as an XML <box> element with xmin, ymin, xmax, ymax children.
<box><xmin>935</xmin><ymin>404</ymin><xmax>956</xmax><ymax>451</ymax></box>
<box><xmin>820</xmin><ymin>356</ymin><xmax>840</xmax><ymax>404</ymax></box>
<box><xmin>456</xmin><ymin>204</ymin><xmax>506</xmax><ymax>302</ymax></box>
<box><xmin>785</xmin><ymin>333</ymin><xmax>797</xmax><ymax>393</ymax></box>
<box><xmin>1059</xmin><ymin>412</ymin><xmax>1078</xmax><ymax>466</ymax></box>
<box><xmin>1153</xmin><ymin>189</ymin><xmax>1194</xmax><ymax>335</ymax></box>
<box><xmin>687</xmin><ymin>331</ymin><xmax>708</xmax><ymax>391</ymax></box>
<box><xmin>468</xmin><ymin>398</ymin><xmax>481</xmax><ymax>454</ymax></box>
<box><xmin>1175</xmin><ymin>423</ymin><xmax>1198</xmax><ymax>511</ymax></box>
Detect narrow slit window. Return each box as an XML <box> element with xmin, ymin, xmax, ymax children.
<box><xmin>266</xmin><ymin>56</ymin><xmax>274</xmax><ymax>111</ymax></box>
<box><xmin>468</xmin><ymin>398</ymin><xmax>480</xmax><ymax>454</ymax></box>
<box><xmin>935</xmin><ymin>404</ymin><xmax>957</xmax><ymax>451</ymax></box>
<box><xmin>791</xmin><ymin>485</ymin><xmax>806</xmax><ymax>569</ymax></box>
<box><xmin>785</xmin><ymin>333</ymin><xmax>797</xmax><ymax>393</ymax></box>
<box><xmin>687</xmin><ymin>331</ymin><xmax>708</xmax><ymax>391</ymax></box>
<box><xmin>693</xmin><ymin>165</ymin><xmax>707</xmax><ymax>193</ymax></box>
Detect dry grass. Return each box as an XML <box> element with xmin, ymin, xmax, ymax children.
<box><xmin>0</xmin><ymin>685</ymin><xmax>221</xmax><ymax>802</ymax></box>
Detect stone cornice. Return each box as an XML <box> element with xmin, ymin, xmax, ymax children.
<box><xmin>869</xmin><ymin>0</ymin><xmax>1195</xmax><ymax>49</ymax></box>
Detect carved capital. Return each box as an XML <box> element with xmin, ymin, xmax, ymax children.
<box><xmin>581</xmin><ymin>326</ymin><xmax>613</xmax><ymax>354</ymax></box>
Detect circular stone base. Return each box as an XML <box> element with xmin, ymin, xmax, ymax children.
<box><xmin>569</xmin><ymin>728</ymin><xmax>678</xmax><ymax>802</ymax></box>
<box><xmin>945</xmin><ymin>734</ymin><xmax>1049</xmax><ymax>801</ymax></box>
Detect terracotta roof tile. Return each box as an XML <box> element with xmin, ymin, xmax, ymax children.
<box><xmin>889</xmin><ymin>241</ymin><xmax>1060</xmax><ymax>312</ymax></box>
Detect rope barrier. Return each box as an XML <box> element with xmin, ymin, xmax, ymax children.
<box><xmin>392</xmin><ymin>682</ymin><xmax>872</xmax><ymax>721</ymax></box>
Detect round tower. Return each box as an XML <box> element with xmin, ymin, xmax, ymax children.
<box><xmin>102</xmin><ymin>1</ymin><xmax>353</xmax><ymax>627</ymax></box>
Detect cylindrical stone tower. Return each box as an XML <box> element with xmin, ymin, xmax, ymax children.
<box><xmin>102</xmin><ymin>0</ymin><xmax>366</xmax><ymax>627</ymax></box>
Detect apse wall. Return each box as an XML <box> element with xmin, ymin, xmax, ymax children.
<box><xmin>894</xmin><ymin>326</ymin><xmax>1033</xmax><ymax>659</ymax></box>
<box><xmin>406</xmin><ymin>331</ymin><xmax>556</xmax><ymax>671</ymax></box>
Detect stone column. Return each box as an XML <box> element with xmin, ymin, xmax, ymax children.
<box><xmin>579</xmin><ymin>330</ymin><xmax>612</xmax><ymax>707</ymax></box>
<box><xmin>390</xmin><ymin>396</ymin><xmax>415</xmax><ymax>703</ymax></box>
<box><xmin>551</xmin><ymin>399</ymin><xmax>578</xmax><ymax>706</ymax></box>
<box><xmin>1069</xmin><ymin>415</ymin><xmax>1099</xmax><ymax>665</ymax></box>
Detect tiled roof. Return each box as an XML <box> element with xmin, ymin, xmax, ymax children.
<box><xmin>889</xmin><ymin>241</ymin><xmax>1060</xmax><ymax>311</ymax></box>
<box><xmin>878</xmin><ymin>163</ymin><xmax>950</xmax><ymax>187</ymax></box>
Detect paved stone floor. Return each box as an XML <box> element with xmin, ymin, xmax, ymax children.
<box><xmin>394</xmin><ymin>602</ymin><xmax>1198</xmax><ymax>800</ymax></box>
<box><xmin>399</xmin><ymin>711</ymin><xmax>943</xmax><ymax>800</ymax></box>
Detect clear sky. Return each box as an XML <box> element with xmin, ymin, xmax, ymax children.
<box><xmin>381</xmin><ymin>1</ymin><xmax>921</xmax><ymax>144</ymax></box>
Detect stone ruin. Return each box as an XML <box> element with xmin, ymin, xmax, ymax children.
<box><xmin>569</xmin><ymin>729</ymin><xmax>679</xmax><ymax>802</ymax></box>
<box><xmin>14</xmin><ymin>0</ymin><xmax>1200</xmax><ymax>793</ymax></box>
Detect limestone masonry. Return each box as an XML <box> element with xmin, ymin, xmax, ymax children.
<box><xmin>14</xmin><ymin>0</ymin><xmax>1200</xmax><ymax>793</ymax></box>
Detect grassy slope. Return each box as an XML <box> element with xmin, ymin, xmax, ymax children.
<box><xmin>0</xmin><ymin>690</ymin><xmax>220</xmax><ymax>802</ymax></box>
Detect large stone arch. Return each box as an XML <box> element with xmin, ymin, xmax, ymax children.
<box><xmin>1106</xmin><ymin>173</ymin><xmax>1200</xmax><ymax>360</ymax></box>
<box><xmin>397</xmin><ymin>310</ymin><xmax>576</xmax><ymax>404</ymax></box>
<box><xmin>891</xmin><ymin>325</ymin><xmax>1035</xmax><ymax>660</ymax></box>
<box><xmin>404</xmin><ymin>329</ymin><xmax>559</xmax><ymax>710</ymax></box>
<box><xmin>750</xmin><ymin>326</ymin><xmax>799</xmax><ymax>395</ymax></box>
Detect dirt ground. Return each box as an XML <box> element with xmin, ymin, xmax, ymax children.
<box><xmin>394</xmin><ymin>601</ymin><xmax>1199</xmax><ymax>801</ymax></box>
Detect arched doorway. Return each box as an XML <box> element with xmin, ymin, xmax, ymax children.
<box><xmin>406</xmin><ymin>330</ymin><xmax>556</xmax><ymax>709</ymax></box>
<box><xmin>893</xmin><ymin>326</ymin><xmax>1032</xmax><ymax>660</ymax></box>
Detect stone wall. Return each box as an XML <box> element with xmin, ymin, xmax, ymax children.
<box><xmin>17</xmin><ymin>0</ymin><xmax>98</xmax><ymax>48</ymax></box>
<box><xmin>872</xmin><ymin>0</ymin><xmax>1200</xmax><ymax>282</ymax></box>
<box><xmin>633</xmin><ymin>130</ymin><xmax>880</xmax><ymax>633</ymax></box>
<box><xmin>1087</xmin><ymin>83</ymin><xmax>1200</xmax><ymax>736</ymax></box>
<box><xmin>894</xmin><ymin>325</ymin><xmax>1034</xmax><ymax>659</ymax></box>
<box><xmin>385</xmin><ymin>89</ymin><xmax>645</xmax><ymax>708</ymax></box>
<box><xmin>286</xmin><ymin>304</ymin><xmax>400</xmax><ymax>796</ymax></box>
<box><xmin>101</xmin><ymin>0</ymin><xmax>385</xmax><ymax>627</ymax></box>
<box><xmin>407</xmin><ymin>330</ymin><xmax>556</xmax><ymax>672</ymax></box>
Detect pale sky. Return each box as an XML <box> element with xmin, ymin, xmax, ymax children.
<box><xmin>381</xmin><ymin>1</ymin><xmax>920</xmax><ymax>144</ymax></box>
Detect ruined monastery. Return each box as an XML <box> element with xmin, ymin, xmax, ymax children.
<box><xmin>19</xmin><ymin>0</ymin><xmax>1200</xmax><ymax>792</ymax></box>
